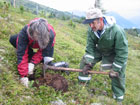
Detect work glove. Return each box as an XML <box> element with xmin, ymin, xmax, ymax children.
<box><xmin>44</xmin><ymin>57</ymin><xmax>54</xmax><ymax>65</ymax></box>
<box><xmin>109</xmin><ymin>70</ymin><xmax>119</xmax><ymax>78</ymax></box>
<box><xmin>20</xmin><ymin>77</ymin><xmax>29</xmax><ymax>88</ymax></box>
<box><xmin>28</xmin><ymin>63</ymin><xmax>35</xmax><ymax>75</ymax></box>
<box><xmin>83</xmin><ymin>64</ymin><xmax>92</xmax><ymax>75</ymax></box>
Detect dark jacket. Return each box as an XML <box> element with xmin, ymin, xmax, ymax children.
<box><xmin>85</xmin><ymin>16</ymin><xmax>128</xmax><ymax>72</ymax></box>
<box><xmin>16</xmin><ymin>21</ymin><xmax>56</xmax><ymax>77</ymax></box>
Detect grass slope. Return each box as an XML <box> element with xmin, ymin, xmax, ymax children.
<box><xmin>0</xmin><ymin>5</ymin><xmax>140</xmax><ymax>105</ymax></box>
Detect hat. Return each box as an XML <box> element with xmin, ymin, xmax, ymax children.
<box><xmin>83</xmin><ymin>7</ymin><xmax>103</xmax><ymax>24</ymax></box>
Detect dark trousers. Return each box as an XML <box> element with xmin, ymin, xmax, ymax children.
<box><xmin>9</xmin><ymin>34</ymin><xmax>18</xmax><ymax>48</ymax></box>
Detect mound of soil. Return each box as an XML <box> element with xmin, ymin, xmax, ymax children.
<box><xmin>33</xmin><ymin>73</ymin><xmax>68</xmax><ymax>92</ymax></box>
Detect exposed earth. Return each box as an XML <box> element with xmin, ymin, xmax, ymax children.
<box><xmin>30</xmin><ymin>73</ymin><xmax>68</xmax><ymax>92</ymax></box>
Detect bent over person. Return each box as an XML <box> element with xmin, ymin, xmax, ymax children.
<box><xmin>78</xmin><ymin>7</ymin><xmax>128</xmax><ymax>102</ymax></box>
<box><xmin>9</xmin><ymin>18</ymin><xmax>56</xmax><ymax>87</ymax></box>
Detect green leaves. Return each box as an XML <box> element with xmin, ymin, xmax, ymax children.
<box><xmin>0</xmin><ymin>4</ymin><xmax>140</xmax><ymax>104</ymax></box>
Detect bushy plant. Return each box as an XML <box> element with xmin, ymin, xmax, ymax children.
<box><xmin>0</xmin><ymin>1</ymin><xmax>3</xmax><ymax>9</ymax></box>
<box><xmin>39</xmin><ymin>10</ymin><xmax>46</xmax><ymax>18</ymax></box>
<box><xmin>48</xmin><ymin>11</ymin><xmax>56</xmax><ymax>18</ymax></box>
<box><xmin>68</xmin><ymin>20</ymin><xmax>76</xmax><ymax>28</ymax></box>
<box><xmin>2</xmin><ymin>1</ymin><xmax>10</xmax><ymax>14</ymax></box>
<box><xmin>60</xmin><ymin>15</ymin><xmax>70</xmax><ymax>20</ymax></box>
<box><xmin>61</xmin><ymin>15</ymin><xmax>66</xmax><ymax>20</ymax></box>
<box><xmin>125</xmin><ymin>28</ymin><xmax>139</xmax><ymax>37</ymax></box>
<box><xmin>20</xmin><ymin>5</ymin><xmax>24</xmax><ymax>14</ymax></box>
<box><xmin>73</xmin><ymin>17</ymin><xmax>85</xmax><ymax>23</ymax></box>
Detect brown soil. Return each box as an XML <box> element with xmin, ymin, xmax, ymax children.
<box><xmin>32</xmin><ymin>73</ymin><xmax>68</xmax><ymax>92</ymax></box>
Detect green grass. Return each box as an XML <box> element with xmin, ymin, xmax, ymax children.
<box><xmin>0</xmin><ymin>5</ymin><xmax>140</xmax><ymax>105</ymax></box>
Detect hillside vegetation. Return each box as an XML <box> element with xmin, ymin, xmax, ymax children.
<box><xmin>0</xmin><ymin>2</ymin><xmax>140</xmax><ymax>105</ymax></box>
<box><xmin>5</xmin><ymin>0</ymin><xmax>84</xmax><ymax>23</ymax></box>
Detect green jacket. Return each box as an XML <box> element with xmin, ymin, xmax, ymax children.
<box><xmin>84</xmin><ymin>17</ymin><xmax>128</xmax><ymax>72</ymax></box>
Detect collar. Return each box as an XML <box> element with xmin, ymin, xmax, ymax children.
<box><xmin>93</xmin><ymin>23</ymin><xmax>107</xmax><ymax>38</ymax></box>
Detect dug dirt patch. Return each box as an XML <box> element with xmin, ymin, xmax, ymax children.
<box><xmin>32</xmin><ymin>73</ymin><xmax>68</xmax><ymax>92</ymax></box>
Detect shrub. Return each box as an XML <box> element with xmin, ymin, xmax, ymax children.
<box><xmin>0</xmin><ymin>1</ymin><xmax>3</xmax><ymax>9</ymax></box>
<box><xmin>2</xmin><ymin>2</ymin><xmax>10</xmax><ymax>14</ymax></box>
<box><xmin>125</xmin><ymin>28</ymin><xmax>139</xmax><ymax>37</ymax></box>
<box><xmin>68</xmin><ymin>20</ymin><xmax>76</xmax><ymax>28</ymax></box>
<box><xmin>39</xmin><ymin>10</ymin><xmax>46</xmax><ymax>18</ymax></box>
<box><xmin>48</xmin><ymin>11</ymin><xmax>56</xmax><ymax>18</ymax></box>
<box><xmin>20</xmin><ymin>5</ymin><xmax>24</xmax><ymax>14</ymax></box>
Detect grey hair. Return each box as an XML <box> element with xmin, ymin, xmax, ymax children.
<box><xmin>28</xmin><ymin>18</ymin><xmax>50</xmax><ymax>49</ymax></box>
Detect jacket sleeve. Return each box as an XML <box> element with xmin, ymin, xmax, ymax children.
<box><xmin>17</xmin><ymin>25</ymin><xmax>29</xmax><ymax>77</ymax></box>
<box><xmin>30</xmin><ymin>49</ymin><xmax>43</xmax><ymax>64</ymax></box>
<box><xmin>84</xmin><ymin>28</ymin><xmax>96</xmax><ymax>64</ymax></box>
<box><xmin>112</xmin><ymin>27</ymin><xmax>128</xmax><ymax>72</ymax></box>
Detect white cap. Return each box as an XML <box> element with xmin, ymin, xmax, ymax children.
<box><xmin>83</xmin><ymin>7</ymin><xmax>103</xmax><ymax>24</ymax></box>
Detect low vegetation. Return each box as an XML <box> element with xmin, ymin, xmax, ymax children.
<box><xmin>0</xmin><ymin>1</ymin><xmax>140</xmax><ymax>105</ymax></box>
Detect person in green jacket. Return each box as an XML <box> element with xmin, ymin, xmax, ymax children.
<box><xmin>78</xmin><ymin>7</ymin><xmax>128</xmax><ymax>102</ymax></box>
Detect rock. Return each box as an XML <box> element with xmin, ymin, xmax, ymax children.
<box><xmin>19</xmin><ymin>19</ymin><xmax>26</xmax><ymax>22</ymax></box>
<box><xmin>0</xmin><ymin>49</ymin><xmax>5</xmax><ymax>52</ymax></box>
<box><xmin>91</xmin><ymin>103</ymin><xmax>102</xmax><ymax>105</ymax></box>
<box><xmin>117</xmin><ymin>101</ymin><xmax>122</xmax><ymax>105</ymax></box>
<box><xmin>51</xmin><ymin>99</ymin><xmax>66</xmax><ymax>105</ymax></box>
<box><xmin>0</xmin><ymin>16</ymin><xmax>3</xmax><ymax>20</ymax></box>
<box><xmin>0</xmin><ymin>56</ymin><xmax>4</xmax><ymax>65</ymax></box>
<box><xmin>69</xmin><ymin>99</ymin><xmax>76</xmax><ymax>104</ymax></box>
<box><xmin>20</xmin><ymin>96</ymin><xmax>32</xmax><ymax>102</ymax></box>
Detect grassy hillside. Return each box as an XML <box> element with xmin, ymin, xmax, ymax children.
<box><xmin>5</xmin><ymin>0</ymin><xmax>81</xmax><ymax>21</ymax></box>
<box><xmin>0</xmin><ymin>3</ymin><xmax>140</xmax><ymax>105</ymax></box>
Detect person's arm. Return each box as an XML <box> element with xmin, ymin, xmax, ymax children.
<box><xmin>17</xmin><ymin>25</ymin><xmax>29</xmax><ymax>77</ymax></box>
<box><xmin>112</xmin><ymin>27</ymin><xmax>128</xmax><ymax>72</ymax></box>
<box><xmin>84</xmin><ymin>28</ymin><xmax>96</xmax><ymax>64</ymax></box>
<box><xmin>30</xmin><ymin>49</ymin><xmax>43</xmax><ymax>64</ymax></box>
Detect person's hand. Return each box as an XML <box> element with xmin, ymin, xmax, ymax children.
<box><xmin>44</xmin><ymin>57</ymin><xmax>54</xmax><ymax>65</ymax></box>
<box><xmin>109</xmin><ymin>70</ymin><xmax>119</xmax><ymax>78</ymax></box>
<box><xmin>28</xmin><ymin>63</ymin><xmax>35</xmax><ymax>75</ymax></box>
<box><xmin>83</xmin><ymin>64</ymin><xmax>92</xmax><ymax>75</ymax></box>
<box><xmin>20</xmin><ymin>77</ymin><xmax>29</xmax><ymax>87</ymax></box>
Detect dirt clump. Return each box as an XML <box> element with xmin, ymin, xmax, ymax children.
<box><xmin>33</xmin><ymin>73</ymin><xmax>68</xmax><ymax>92</ymax></box>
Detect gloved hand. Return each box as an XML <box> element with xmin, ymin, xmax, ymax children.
<box><xmin>83</xmin><ymin>64</ymin><xmax>92</xmax><ymax>75</ymax></box>
<box><xmin>20</xmin><ymin>77</ymin><xmax>29</xmax><ymax>88</ymax></box>
<box><xmin>109</xmin><ymin>70</ymin><xmax>119</xmax><ymax>78</ymax></box>
<box><xmin>44</xmin><ymin>57</ymin><xmax>54</xmax><ymax>65</ymax></box>
<box><xmin>28</xmin><ymin>63</ymin><xmax>35</xmax><ymax>75</ymax></box>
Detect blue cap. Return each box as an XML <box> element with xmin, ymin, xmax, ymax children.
<box><xmin>82</xmin><ymin>19</ymin><xmax>96</xmax><ymax>24</ymax></box>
